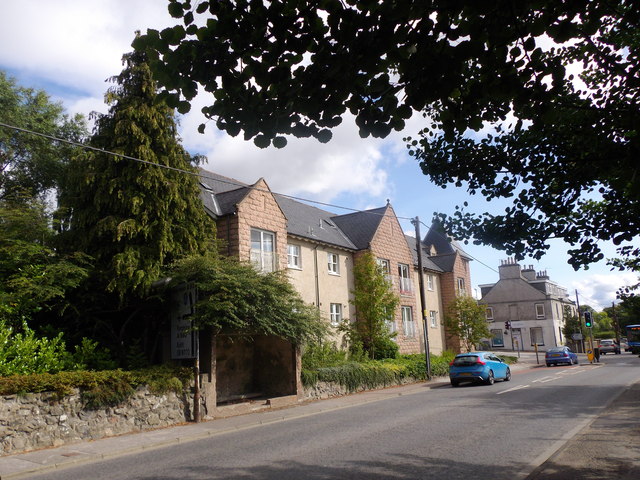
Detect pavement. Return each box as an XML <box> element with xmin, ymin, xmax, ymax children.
<box><xmin>0</xmin><ymin>352</ymin><xmax>638</xmax><ymax>479</ymax></box>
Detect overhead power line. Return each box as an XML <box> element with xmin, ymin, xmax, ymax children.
<box><xmin>0</xmin><ymin>120</ymin><xmax>499</xmax><ymax>274</ymax></box>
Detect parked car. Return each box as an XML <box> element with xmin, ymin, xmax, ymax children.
<box><xmin>620</xmin><ymin>337</ymin><xmax>629</xmax><ymax>352</ymax></box>
<box><xmin>598</xmin><ymin>339</ymin><xmax>620</xmax><ymax>354</ymax></box>
<box><xmin>449</xmin><ymin>352</ymin><xmax>511</xmax><ymax>387</ymax></box>
<box><xmin>545</xmin><ymin>346</ymin><xmax>579</xmax><ymax>366</ymax></box>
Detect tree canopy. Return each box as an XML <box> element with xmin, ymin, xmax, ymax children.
<box><xmin>135</xmin><ymin>0</ymin><xmax>640</xmax><ymax>269</ymax></box>
<box><xmin>0</xmin><ymin>71</ymin><xmax>86</xmax><ymax>201</ymax></box>
<box><xmin>445</xmin><ymin>295</ymin><xmax>490</xmax><ymax>352</ymax></box>
<box><xmin>345</xmin><ymin>251</ymin><xmax>399</xmax><ymax>359</ymax></box>
<box><xmin>59</xmin><ymin>50</ymin><xmax>215</xmax><ymax>300</ymax></box>
<box><xmin>169</xmin><ymin>252</ymin><xmax>327</xmax><ymax>345</ymax></box>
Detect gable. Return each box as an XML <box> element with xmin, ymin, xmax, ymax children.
<box><xmin>481</xmin><ymin>278</ymin><xmax>547</xmax><ymax>304</ymax></box>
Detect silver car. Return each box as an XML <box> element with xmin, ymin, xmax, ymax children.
<box><xmin>598</xmin><ymin>339</ymin><xmax>620</xmax><ymax>354</ymax></box>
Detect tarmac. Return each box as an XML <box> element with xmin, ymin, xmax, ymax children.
<box><xmin>0</xmin><ymin>352</ymin><xmax>638</xmax><ymax>479</ymax></box>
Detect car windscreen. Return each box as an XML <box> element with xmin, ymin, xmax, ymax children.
<box><xmin>547</xmin><ymin>348</ymin><xmax>564</xmax><ymax>353</ymax></box>
<box><xmin>452</xmin><ymin>356</ymin><xmax>479</xmax><ymax>366</ymax></box>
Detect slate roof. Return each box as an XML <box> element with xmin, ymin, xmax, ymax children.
<box><xmin>197</xmin><ymin>169</ymin><xmax>467</xmax><ymax>271</ymax></box>
<box><xmin>199</xmin><ymin>170</ymin><xmax>252</xmax><ymax>217</ymax></box>
<box><xmin>274</xmin><ymin>194</ymin><xmax>356</xmax><ymax>250</ymax></box>
<box><xmin>330</xmin><ymin>207</ymin><xmax>388</xmax><ymax>250</ymax></box>
<box><xmin>405</xmin><ymin>235</ymin><xmax>444</xmax><ymax>273</ymax></box>
<box><xmin>423</xmin><ymin>219</ymin><xmax>472</xmax><ymax>260</ymax></box>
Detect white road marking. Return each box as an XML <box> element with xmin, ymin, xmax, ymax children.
<box><xmin>497</xmin><ymin>385</ymin><xmax>529</xmax><ymax>395</ymax></box>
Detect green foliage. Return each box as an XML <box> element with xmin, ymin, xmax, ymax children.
<box><xmin>343</xmin><ymin>251</ymin><xmax>399</xmax><ymax>359</ymax></box>
<box><xmin>136</xmin><ymin>1</ymin><xmax>640</xmax><ymax>270</ymax></box>
<box><xmin>0</xmin><ymin>70</ymin><xmax>87</xmax><ymax>200</ymax></box>
<box><xmin>58</xmin><ymin>49</ymin><xmax>214</xmax><ymax>301</ymax></box>
<box><xmin>0</xmin><ymin>366</ymin><xmax>192</xmax><ymax>409</ymax></box>
<box><xmin>169</xmin><ymin>252</ymin><xmax>328</xmax><ymax>345</ymax></box>
<box><xmin>594</xmin><ymin>331</ymin><xmax>616</xmax><ymax>340</ymax></box>
<box><xmin>302</xmin><ymin>341</ymin><xmax>350</xmax><ymax>370</ymax></box>
<box><xmin>301</xmin><ymin>351</ymin><xmax>463</xmax><ymax>390</ymax></box>
<box><xmin>562</xmin><ymin>305</ymin><xmax>585</xmax><ymax>341</ymax></box>
<box><xmin>372</xmin><ymin>336</ymin><xmax>400</xmax><ymax>360</ymax></box>
<box><xmin>0</xmin><ymin>196</ymin><xmax>91</xmax><ymax>328</ymax></box>
<box><xmin>603</xmin><ymin>297</ymin><xmax>640</xmax><ymax>330</ymax></box>
<box><xmin>0</xmin><ymin>320</ymin><xmax>70</xmax><ymax>376</ymax></box>
<box><xmin>0</xmin><ymin>320</ymin><xmax>117</xmax><ymax>375</ymax></box>
<box><xmin>445</xmin><ymin>296</ymin><xmax>491</xmax><ymax>352</ymax></box>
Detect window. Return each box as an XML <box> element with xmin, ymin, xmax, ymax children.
<box><xmin>327</xmin><ymin>253</ymin><xmax>340</xmax><ymax>275</ymax></box>
<box><xmin>530</xmin><ymin>327</ymin><xmax>544</xmax><ymax>346</ymax></box>
<box><xmin>486</xmin><ymin>307</ymin><xmax>494</xmax><ymax>321</ymax></box>
<box><xmin>250</xmin><ymin>229</ymin><xmax>275</xmax><ymax>273</ymax></box>
<box><xmin>429</xmin><ymin>310</ymin><xmax>438</xmax><ymax>328</ymax></box>
<box><xmin>402</xmin><ymin>306</ymin><xmax>415</xmax><ymax>337</ymax></box>
<box><xmin>330</xmin><ymin>303</ymin><xmax>342</xmax><ymax>326</ymax></box>
<box><xmin>398</xmin><ymin>263</ymin><xmax>412</xmax><ymax>294</ymax></box>
<box><xmin>491</xmin><ymin>329</ymin><xmax>505</xmax><ymax>347</ymax></box>
<box><xmin>376</xmin><ymin>258</ymin><xmax>390</xmax><ymax>274</ymax></box>
<box><xmin>426</xmin><ymin>274</ymin><xmax>434</xmax><ymax>291</ymax></box>
<box><xmin>287</xmin><ymin>244</ymin><xmax>301</xmax><ymax>269</ymax></box>
<box><xmin>535</xmin><ymin>303</ymin><xmax>545</xmax><ymax>319</ymax></box>
<box><xmin>456</xmin><ymin>277</ymin><xmax>466</xmax><ymax>295</ymax></box>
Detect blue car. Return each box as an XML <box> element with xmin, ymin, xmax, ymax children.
<box><xmin>545</xmin><ymin>346</ymin><xmax>578</xmax><ymax>366</ymax></box>
<box><xmin>449</xmin><ymin>352</ymin><xmax>511</xmax><ymax>387</ymax></box>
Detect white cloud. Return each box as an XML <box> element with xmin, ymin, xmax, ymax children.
<box><xmin>179</xmin><ymin>93</ymin><xmax>402</xmax><ymax>203</ymax></box>
<box><xmin>570</xmin><ymin>272</ymin><xmax>638</xmax><ymax>311</ymax></box>
<box><xmin>0</xmin><ymin>0</ymin><xmax>174</xmax><ymax>97</ymax></box>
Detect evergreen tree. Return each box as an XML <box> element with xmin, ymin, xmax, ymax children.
<box><xmin>61</xmin><ymin>49</ymin><xmax>214</xmax><ymax>300</ymax></box>
<box><xmin>58</xmin><ymin>50</ymin><xmax>215</xmax><ymax>362</ymax></box>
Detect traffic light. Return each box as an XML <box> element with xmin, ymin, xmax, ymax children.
<box><xmin>504</xmin><ymin>321</ymin><xmax>511</xmax><ymax>330</ymax></box>
<box><xmin>584</xmin><ymin>311</ymin><xmax>593</xmax><ymax>328</ymax></box>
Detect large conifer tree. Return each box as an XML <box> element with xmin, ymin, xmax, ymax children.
<box><xmin>62</xmin><ymin>50</ymin><xmax>214</xmax><ymax>302</ymax></box>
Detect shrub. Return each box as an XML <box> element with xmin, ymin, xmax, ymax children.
<box><xmin>0</xmin><ymin>365</ymin><xmax>192</xmax><ymax>409</ymax></box>
<box><xmin>373</xmin><ymin>336</ymin><xmax>399</xmax><ymax>360</ymax></box>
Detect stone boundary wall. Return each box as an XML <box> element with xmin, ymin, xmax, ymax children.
<box><xmin>1</xmin><ymin>378</ymin><xmax>421</xmax><ymax>457</ymax></box>
<box><xmin>303</xmin><ymin>377</ymin><xmax>420</xmax><ymax>401</ymax></box>
<box><xmin>1</xmin><ymin>387</ymin><xmax>192</xmax><ymax>456</ymax></box>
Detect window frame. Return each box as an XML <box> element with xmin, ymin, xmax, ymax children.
<box><xmin>486</xmin><ymin>307</ymin><xmax>494</xmax><ymax>321</ymax></box>
<box><xmin>535</xmin><ymin>303</ymin><xmax>545</xmax><ymax>319</ymax></box>
<box><xmin>426</xmin><ymin>274</ymin><xmax>434</xmax><ymax>291</ymax></box>
<box><xmin>456</xmin><ymin>277</ymin><xmax>466</xmax><ymax>295</ymax></box>
<box><xmin>327</xmin><ymin>252</ymin><xmax>340</xmax><ymax>275</ymax></box>
<box><xmin>429</xmin><ymin>310</ymin><xmax>438</xmax><ymax>328</ymax></box>
<box><xmin>491</xmin><ymin>329</ymin><xmax>505</xmax><ymax>347</ymax></box>
<box><xmin>287</xmin><ymin>244</ymin><xmax>301</xmax><ymax>269</ymax></box>
<box><xmin>250</xmin><ymin>228</ymin><xmax>276</xmax><ymax>273</ymax></box>
<box><xmin>329</xmin><ymin>303</ymin><xmax>342</xmax><ymax>326</ymax></box>
<box><xmin>401</xmin><ymin>306</ymin><xmax>415</xmax><ymax>337</ymax></box>
<box><xmin>530</xmin><ymin>326</ymin><xmax>544</xmax><ymax>346</ymax></box>
<box><xmin>398</xmin><ymin>263</ymin><xmax>412</xmax><ymax>294</ymax></box>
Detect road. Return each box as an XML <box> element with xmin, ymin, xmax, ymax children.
<box><xmin>28</xmin><ymin>354</ymin><xmax>640</xmax><ymax>480</ymax></box>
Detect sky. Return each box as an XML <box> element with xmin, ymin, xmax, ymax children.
<box><xmin>1</xmin><ymin>0</ymin><xmax>636</xmax><ymax>310</ymax></box>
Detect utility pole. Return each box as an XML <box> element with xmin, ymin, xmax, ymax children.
<box><xmin>412</xmin><ymin>216</ymin><xmax>432</xmax><ymax>379</ymax></box>
<box><xmin>612</xmin><ymin>301</ymin><xmax>620</xmax><ymax>343</ymax></box>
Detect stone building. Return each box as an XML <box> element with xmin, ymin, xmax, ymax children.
<box><xmin>186</xmin><ymin>169</ymin><xmax>475</xmax><ymax>413</ymax></box>
<box><xmin>479</xmin><ymin>259</ymin><xmax>577</xmax><ymax>351</ymax></box>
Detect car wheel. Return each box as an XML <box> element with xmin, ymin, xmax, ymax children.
<box><xmin>504</xmin><ymin>368</ymin><xmax>511</xmax><ymax>381</ymax></box>
<box><xmin>451</xmin><ymin>380</ymin><xmax>459</xmax><ymax>387</ymax></box>
<box><xmin>546</xmin><ymin>363</ymin><xmax>552</xmax><ymax>367</ymax></box>
<box><xmin>485</xmin><ymin>370</ymin><xmax>495</xmax><ymax>385</ymax></box>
